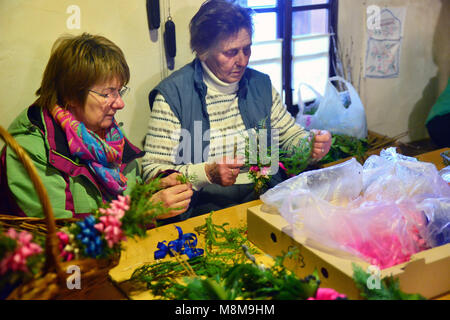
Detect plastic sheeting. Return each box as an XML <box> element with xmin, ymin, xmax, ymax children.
<box><xmin>261</xmin><ymin>148</ymin><xmax>450</xmax><ymax>269</ymax></box>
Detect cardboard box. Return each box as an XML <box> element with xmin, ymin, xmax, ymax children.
<box><xmin>247</xmin><ymin>203</ymin><xmax>450</xmax><ymax>300</ymax></box>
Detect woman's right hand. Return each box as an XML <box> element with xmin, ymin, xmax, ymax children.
<box><xmin>205</xmin><ymin>157</ymin><xmax>243</xmax><ymax>187</ymax></box>
<box><xmin>151</xmin><ymin>183</ymin><xmax>193</xmax><ymax>219</ymax></box>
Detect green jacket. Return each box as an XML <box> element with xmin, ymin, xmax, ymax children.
<box><xmin>426</xmin><ymin>78</ymin><xmax>450</xmax><ymax>124</ymax></box>
<box><xmin>0</xmin><ymin>105</ymin><xmax>144</xmax><ymax>218</ymax></box>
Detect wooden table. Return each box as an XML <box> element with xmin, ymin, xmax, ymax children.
<box><xmin>415</xmin><ymin>147</ymin><xmax>449</xmax><ymax>171</ymax></box>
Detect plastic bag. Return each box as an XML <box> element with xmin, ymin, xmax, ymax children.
<box><xmin>440</xmin><ymin>166</ymin><xmax>450</xmax><ymax>183</ymax></box>
<box><xmin>418</xmin><ymin>198</ymin><xmax>450</xmax><ymax>247</ymax></box>
<box><xmin>261</xmin><ymin>148</ymin><xmax>450</xmax><ymax>269</ymax></box>
<box><xmin>362</xmin><ymin>148</ymin><xmax>450</xmax><ymax>248</ymax></box>
<box><xmin>296</xmin><ymin>76</ymin><xmax>368</xmax><ymax>139</ymax></box>
<box><xmin>261</xmin><ymin>158</ymin><xmax>363</xmax><ymax>210</ymax></box>
<box><xmin>296</xmin><ymin>83</ymin><xmax>323</xmax><ymax>130</ymax></box>
<box><xmin>362</xmin><ymin>148</ymin><xmax>450</xmax><ymax>203</ymax></box>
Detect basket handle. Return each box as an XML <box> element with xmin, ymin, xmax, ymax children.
<box><xmin>0</xmin><ymin>125</ymin><xmax>65</xmax><ymax>283</ymax></box>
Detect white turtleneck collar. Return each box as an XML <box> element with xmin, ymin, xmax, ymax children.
<box><xmin>201</xmin><ymin>60</ymin><xmax>239</xmax><ymax>95</ymax></box>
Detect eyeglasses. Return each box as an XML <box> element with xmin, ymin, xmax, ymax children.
<box><xmin>89</xmin><ymin>86</ymin><xmax>130</xmax><ymax>103</ymax></box>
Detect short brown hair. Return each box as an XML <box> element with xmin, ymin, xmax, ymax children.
<box><xmin>190</xmin><ymin>0</ymin><xmax>253</xmax><ymax>59</ymax></box>
<box><xmin>35</xmin><ymin>33</ymin><xmax>130</xmax><ymax>111</ymax></box>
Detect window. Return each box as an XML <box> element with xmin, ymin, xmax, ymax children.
<box><xmin>239</xmin><ymin>0</ymin><xmax>338</xmax><ymax>114</ymax></box>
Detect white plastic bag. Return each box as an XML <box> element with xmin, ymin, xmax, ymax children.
<box><xmin>296</xmin><ymin>76</ymin><xmax>368</xmax><ymax>139</ymax></box>
<box><xmin>362</xmin><ymin>148</ymin><xmax>450</xmax><ymax>203</ymax></box>
<box><xmin>261</xmin><ymin>157</ymin><xmax>363</xmax><ymax>209</ymax></box>
<box><xmin>296</xmin><ymin>82</ymin><xmax>323</xmax><ymax>130</ymax></box>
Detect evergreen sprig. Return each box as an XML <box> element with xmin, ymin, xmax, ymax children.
<box><xmin>176</xmin><ymin>173</ymin><xmax>198</xmax><ymax>185</ymax></box>
<box><xmin>319</xmin><ymin>134</ymin><xmax>369</xmax><ymax>164</ymax></box>
<box><xmin>0</xmin><ymin>229</ymin><xmax>17</xmax><ymax>259</ymax></box>
<box><xmin>121</xmin><ymin>179</ymin><xmax>171</xmax><ymax>238</ymax></box>
<box><xmin>279</xmin><ymin>133</ymin><xmax>314</xmax><ymax>176</ymax></box>
<box><xmin>194</xmin><ymin>213</ymin><xmax>257</xmax><ymax>263</ymax></box>
<box><xmin>352</xmin><ymin>264</ymin><xmax>426</xmax><ymax>300</ymax></box>
<box><xmin>242</xmin><ymin>118</ymin><xmax>277</xmax><ymax>195</ymax></box>
<box><xmin>221</xmin><ymin>261</ymin><xmax>320</xmax><ymax>300</ymax></box>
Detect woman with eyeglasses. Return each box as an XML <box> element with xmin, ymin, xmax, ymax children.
<box><xmin>0</xmin><ymin>33</ymin><xmax>193</xmax><ymax>219</ymax></box>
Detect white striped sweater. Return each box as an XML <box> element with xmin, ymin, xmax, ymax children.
<box><xmin>142</xmin><ymin>70</ymin><xmax>308</xmax><ymax>190</ymax></box>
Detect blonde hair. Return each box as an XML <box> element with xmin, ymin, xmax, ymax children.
<box><xmin>35</xmin><ymin>33</ymin><xmax>130</xmax><ymax>111</ymax></box>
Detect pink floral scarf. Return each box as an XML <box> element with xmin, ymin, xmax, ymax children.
<box><xmin>51</xmin><ymin>105</ymin><xmax>127</xmax><ymax>195</ymax></box>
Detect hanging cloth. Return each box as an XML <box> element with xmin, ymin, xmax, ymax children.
<box><xmin>147</xmin><ymin>0</ymin><xmax>160</xmax><ymax>30</ymax></box>
<box><xmin>164</xmin><ymin>0</ymin><xmax>176</xmax><ymax>70</ymax></box>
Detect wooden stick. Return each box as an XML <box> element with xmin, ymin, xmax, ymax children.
<box><xmin>169</xmin><ymin>249</ymin><xmax>196</xmax><ymax>277</ymax></box>
<box><xmin>370</xmin><ymin>131</ymin><xmax>408</xmax><ymax>150</ymax></box>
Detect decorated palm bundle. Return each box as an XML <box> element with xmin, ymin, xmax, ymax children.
<box><xmin>242</xmin><ymin>118</ymin><xmax>316</xmax><ymax>195</ymax></box>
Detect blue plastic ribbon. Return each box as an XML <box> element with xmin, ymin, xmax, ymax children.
<box><xmin>154</xmin><ymin>226</ymin><xmax>204</xmax><ymax>260</ymax></box>
<box><xmin>76</xmin><ymin>215</ymin><xmax>104</xmax><ymax>257</ymax></box>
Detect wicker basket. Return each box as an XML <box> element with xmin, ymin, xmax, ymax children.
<box><xmin>0</xmin><ymin>125</ymin><xmax>119</xmax><ymax>300</ymax></box>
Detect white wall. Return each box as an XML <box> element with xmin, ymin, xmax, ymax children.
<box><xmin>338</xmin><ymin>0</ymin><xmax>449</xmax><ymax>142</ymax></box>
<box><xmin>1</xmin><ymin>0</ymin><xmax>448</xmax><ymax>149</ymax></box>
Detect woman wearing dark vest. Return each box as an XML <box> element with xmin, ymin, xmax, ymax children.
<box><xmin>143</xmin><ymin>0</ymin><xmax>331</xmax><ymax>222</ymax></box>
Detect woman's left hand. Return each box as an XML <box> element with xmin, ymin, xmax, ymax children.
<box><xmin>151</xmin><ymin>183</ymin><xmax>194</xmax><ymax>220</ymax></box>
<box><xmin>310</xmin><ymin>129</ymin><xmax>332</xmax><ymax>160</ymax></box>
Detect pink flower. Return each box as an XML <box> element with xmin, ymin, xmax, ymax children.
<box><xmin>0</xmin><ymin>228</ymin><xmax>42</xmax><ymax>275</ymax></box>
<box><xmin>308</xmin><ymin>288</ymin><xmax>347</xmax><ymax>300</ymax></box>
<box><xmin>260</xmin><ymin>167</ymin><xmax>271</xmax><ymax>176</ymax></box>
<box><xmin>99</xmin><ymin>195</ymin><xmax>130</xmax><ymax>220</ymax></box>
<box><xmin>94</xmin><ymin>195</ymin><xmax>130</xmax><ymax>248</ymax></box>
<box><xmin>305</xmin><ymin>116</ymin><xmax>312</xmax><ymax>128</ymax></box>
<box><xmin>279</xmin><ymin>162</ymin><xmax>295</xmax><ymax>177</ymax></box>
<box><xmin>95</xmin><ymin>215</ymin><xmax>127</xmax><ymax>248</ymax></box>
<box><xmin>249</xmin><ymin>166</ymin><xmax>260</xmax><ymax>173</ymax></box>
<box><xmin>57</xmin><ymin>231</ymin><xmax>75</xmax><ymax>261</ymax></box>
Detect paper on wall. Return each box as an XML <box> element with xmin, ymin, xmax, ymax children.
<box><xmin>365</xmin><ymin>7</ymin><xmax>407</xmax><ymax>79</ymax></box>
